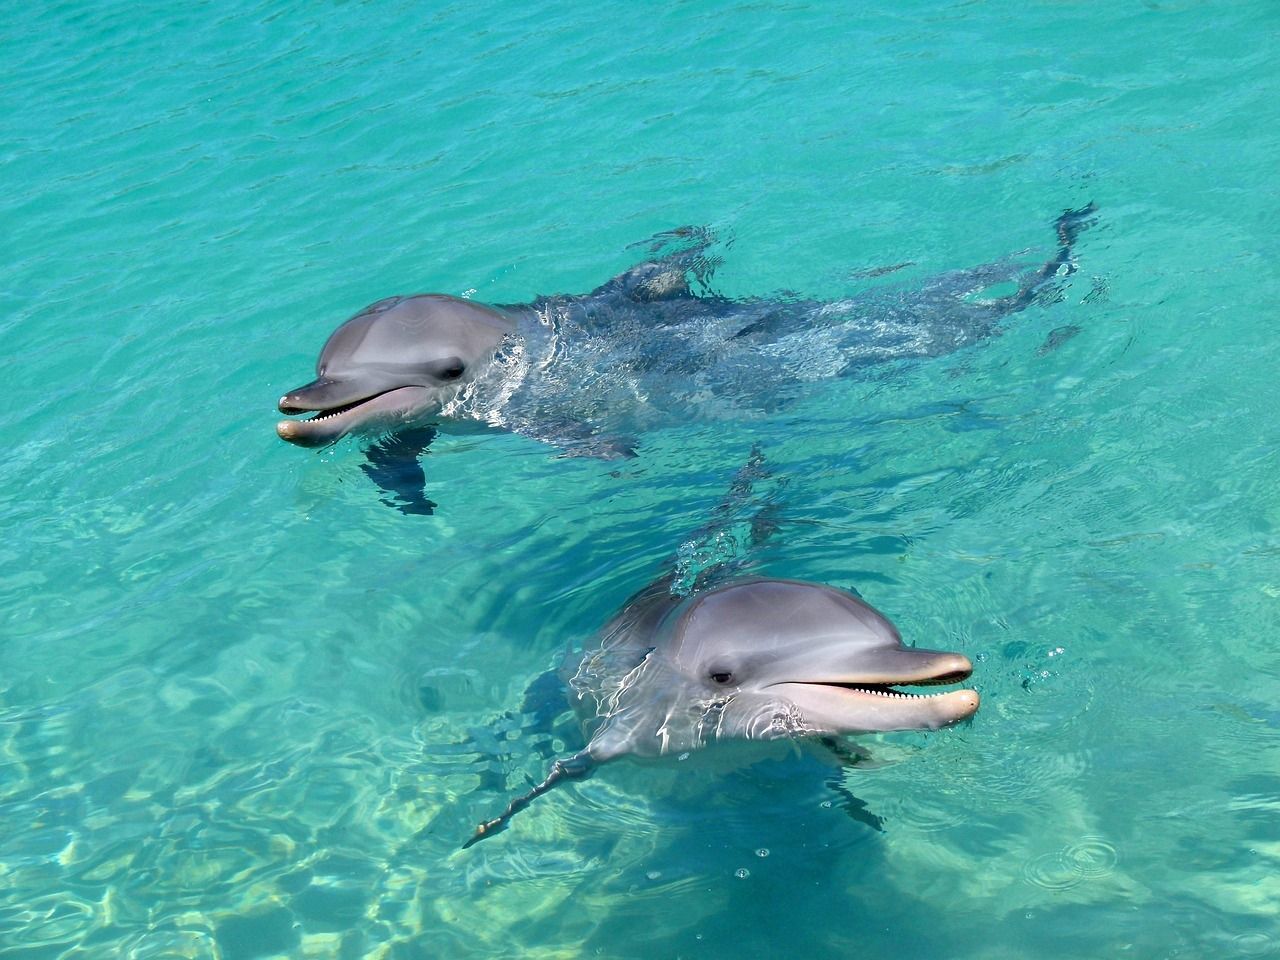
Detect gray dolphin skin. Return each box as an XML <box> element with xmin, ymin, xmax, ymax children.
<box><xmin>277</xmin><ymin>205</ymin><xmax>1096</xmax><ymax>512</ymax></box>
<box><xmin>462</xmin><ymin>454</ymin><xmax>980</xmax><ymax>847</ymax></box>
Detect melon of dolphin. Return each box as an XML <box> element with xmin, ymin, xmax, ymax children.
<box><xmin>276</xmin><ymin>205</ymin><xmax>1096</xmax><ymax>512</ymax></box>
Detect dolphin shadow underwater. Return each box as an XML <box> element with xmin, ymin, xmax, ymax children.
<box><xmin>276</xmin><ymin>205</ymin><xmax>1097</xmax><ymax>514</ymax></box>
<box><xmin>457</xmin><ymin>448</ymin><xmax>980</xmax><ymax>848</ymax></box>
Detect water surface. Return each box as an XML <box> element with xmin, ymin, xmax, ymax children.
<box><xmin>3</xmin><ymin>1</ymin><xmax>1279</xmax><ymax>957</ymax></box>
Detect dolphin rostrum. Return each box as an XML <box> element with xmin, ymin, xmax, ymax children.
<box><xmin>462</xmin><ymin>451</ymin><xmax>980</xmax><ymax>847</ymax></box>
<box><xmin>276</xmin><ymin>206</ymin><xmax>1096</xmax><ymax>513</ymax></box>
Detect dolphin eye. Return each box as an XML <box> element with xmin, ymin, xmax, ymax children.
<box><xmin>710</xmin><ymin>671</ymin><xmax>733</xmax><ymax>685</ymax></box>
<box><xmin>441</xmin><ymin>364</ymin><xmax>464</xmax><ymax>380</ymax></box>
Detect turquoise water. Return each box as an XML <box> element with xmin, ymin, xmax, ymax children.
<box><xmin>3</xmin><ymin>0</ymin><xmax>1279</xmax><ymax>956</ymax></box>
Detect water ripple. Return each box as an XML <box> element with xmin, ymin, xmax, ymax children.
<box><xmin>1023</xmin><ymin>836</ymin><xmax>1119</xmax><ymax>891</ymax></box>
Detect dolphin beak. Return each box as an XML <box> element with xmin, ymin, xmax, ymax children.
<box><xmin>276</xmin><ymin>378</ymin><xmax>351</xmax><ymax>447</ymax></box>
<box><xmin>764</xmin><ymin>647</ymin><xmax>979</xmax><ymax>733</ymax></box>
<box><xmin>774</xmin><ymin>648</ymin><xmax>973</xmax><ymax>689</ymax></box>
<box><xmin>768</xmin><ymin>681</ymin><xmax>980</xmax><ymax>733</ymax></box>
<box><xmin>276</xmin><ymin>418</ymin><xmax>321</xmax><ymax>445</ymax></box>
<box><xmin>275</xmin><ymin>382</ymin><xmax>434</xmax><ymax>447</ymax></box>
<box><xmin>276</xmin><ymin>377</ymin><xmax>362</xmax><ymax>447</ymax></box>
<box><xmin>278</xmin><ymin>377</ymin><xmax>350</xmax><ymax>414</ymax></box>
<box><xmin>833</xmin><ymin>649</ymin><xmax>973</xmax><ymax>688</ymax></box>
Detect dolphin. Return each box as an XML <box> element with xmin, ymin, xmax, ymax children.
<box><xmin>462</xmin><ymin>451</ymin><xmax>980</xmax><ymax>847</ymax></box>
<box><xmin>277</xmin><ymin>205</ymin><xmax>1095</xmax><ymax>512</ymax></box>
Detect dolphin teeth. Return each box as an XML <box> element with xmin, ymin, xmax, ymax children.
<box><xmin>296</xmin><ymin>390</ymin><xmax>397</xmax><ymax>425</ymax></box>
<box><xmin>857</xmin><ymin>688</ymin><xmax>952</xmax><ymax>700</ymax></box>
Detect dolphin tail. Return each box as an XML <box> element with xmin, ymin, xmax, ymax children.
<box><xmin>462</xmin><ymin>751</ymin><xmax>594</xmax><ymax>849</ymax></box>
<box><xmin>359</xmin><ymin>426</ymin><xmax>439</xmax><ymax>516</ymax></box>
<box><xmin>998</xmin><ymin>201</ymin><xmax>1099</xmax><ymax>313</ymax></box>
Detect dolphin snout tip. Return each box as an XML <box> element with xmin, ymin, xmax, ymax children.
<box><xmin>276</xmin><ymin>419</ymin><xmax>300</xmax><ymax>442</ymax></box>
<box><xmin>935</xmin><ymin>652</ymin><xmax>974</xmax><ymax>684</ymax></box>
<box><xmin>954</xmin><ymin>689</ymin><xmax>981</xmax><ymax>720</ymax></box>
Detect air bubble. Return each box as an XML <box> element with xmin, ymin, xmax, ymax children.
<box><xmin>755</xmin><ymin>848</ymin><xmax>769</xmax><ymax>858</ymax></box>
<box><xmin>734</xmin><ymin>868</ymin><xmax>750</xmax><ymax>879</ymax></box>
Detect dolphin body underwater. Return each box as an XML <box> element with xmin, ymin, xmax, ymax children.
<box><xmin>461</xmin><ymin>450</ymin><xmax>980</xmax><ymax>847</ymax></box>
<box><xmin>276</xmin><ymin>205</ymin><xmax>1096</xmax><ymax>514</ymax></box>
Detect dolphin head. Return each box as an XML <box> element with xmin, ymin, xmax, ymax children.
<box><xmin>636</xmin><ymin>578</ymin><xmax>979</xmax><ymax>749</ymax></box>
<box><xmin>276</xmin><ymin>294</ymin><xmax>516</xmax><ymax>447</ymax></box>
<box><xmin>468</xmin><ymin>575</ymin><xmax>980</xmax><ymax>848</ymax></box>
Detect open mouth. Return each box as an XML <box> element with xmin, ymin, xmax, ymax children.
<box><xmin>276</xmin><ymin>386</ymin><xmax>424</xmax><ymax>447</ymax></box>
<box><xmin>277</xmin><ymin>386</ymin><xmax>396</xmax><ymax>424</ymax></box>
<box><xmin>822</xmin><ymin>669</ymin><xmax>975</xmax><ymax>699</ymax></box>
<box><xmin>822</xmin><ymin>680</ymin><xmax>968</xmax><ymax>700</ymax></box>
<box><xmin>768</xmin><ymin>668</ymin><xmax>979</xmax><ymax>732</ymax></box>
<box><xmin>279</xmin><ymin>386</ymin><xmax>409</xmax><ymax>448</ymax></box>
<box><xmin>291</xmin><ymin>390</ymin><xmax>395</xmax><ymax>424</ymax></box>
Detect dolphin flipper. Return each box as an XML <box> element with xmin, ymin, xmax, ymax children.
<box><xmin>463</xmin><ymin>751</ymin><xmax>594</xmax><ymax>848</ymax></box>
<box><xmin>517</xmin><ymin>668</ymin><xmax>584</xmax><ymax>752</ymax></box>
<box><xmin>360</xmin><ymin>427</ymin><xmax>439</xmax><ymax>515</ymax></box>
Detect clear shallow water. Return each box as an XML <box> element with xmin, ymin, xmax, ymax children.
<box><xmin>3</xmin><ymin>1</ymin><xmax>1279</xmax><ymax>957</ymax></box>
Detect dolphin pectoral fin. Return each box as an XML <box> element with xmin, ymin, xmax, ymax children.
<box><xmin>359</xmin><ymin>427</ymin><xmax>439</xmax><ymax>516</ymax></box>
<box><xmin>517</xmin><ymin>670</ymin><xmax>583</xmax><ymax>754</ymax></box>
<box><xmin>463</xmin><ymin>752</ymin><xmax>594</xmax><ymax>849</ymax></box>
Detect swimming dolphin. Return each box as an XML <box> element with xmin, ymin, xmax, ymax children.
<box><xmin>462</xmin><ymin>452</ymin><xmax>979</xmax><ymax>847</ymax></box>
<box><xmin>277</xmin><ymin>205</ymin><xmax>1095</xmax><ymax>512</ymax></box>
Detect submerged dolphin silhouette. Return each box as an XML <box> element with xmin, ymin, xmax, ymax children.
<box><xmin>277</xmin><ymin>205</ymin><xmax>1095</xmax><ymax>512</ymax></box>
<box><xmin>462</xmin><ymin>451</ymin><xmax>979</xmax><ymax>847</ymax></box>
